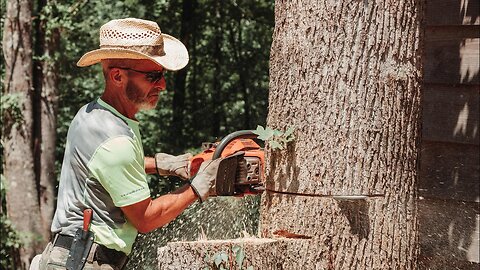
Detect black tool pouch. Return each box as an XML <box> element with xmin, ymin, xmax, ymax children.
<box><xmin>65</xmin><ymin>227</ymin><xmax>95</xmax><ymax>270</ymax></box>
<box><xmin>66</xmin><ymin>209</ymin><xmax>95</xmax><ymax>270</ymax></box>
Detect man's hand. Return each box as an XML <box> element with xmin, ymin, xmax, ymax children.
<box><xmin>190</xmin><ymin>159</ymin><xmax>221</xmax><ymax>202</ymax></box>
<box><xmin>155</xmin><ymin>153</ymin><xmax>192</xmax><ymax>180</ymax></box>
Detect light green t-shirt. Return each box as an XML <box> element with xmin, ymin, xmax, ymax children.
<box><xmin>51</xmin><ymin>98</ymin><xmax>150</xmax><ymax>254</ymax></box>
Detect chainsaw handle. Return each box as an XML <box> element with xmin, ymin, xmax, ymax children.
<box><xmin>212</xmin><ymin>130</ymin><xmax>258</xmax><ymax>159</ymax></box>
<box><xmin>83</xmin><ymin>209</ymin><xmax>93</xmax><ymax>232</ymax></box>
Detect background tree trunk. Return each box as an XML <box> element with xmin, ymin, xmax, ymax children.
<box><xmin>33</xmin><ymin>0</ymin><xmax>59</xmax><ymax>242</ymax></box>
<box><xmin>171</xmin><ymin>0</ymin><xmax>196</xmax><ymax>152</ymax></box>
<box><xmin>37</xmin><ymin>31</ymin><xmax>59</xmax><ymax>245</ymax></box>
<box><xmin>210</xmin><ymin>1</ymin><xmax>224</xmax><ymax>138</ymax></box>
<box><xmin>2</xmin><ymin>0</ymin><xmax>47</xmax><ymax>268</ymax></box>
<box><xmin>259</xmin><ymin>0</ymin><xmax>424</xmax><ymax>269</ymax></box>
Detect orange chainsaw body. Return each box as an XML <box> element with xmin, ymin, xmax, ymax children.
<box><xmin>189</xmin><ymin>131</ymin><xmax>265</xmax><ymax>196</ymax></box>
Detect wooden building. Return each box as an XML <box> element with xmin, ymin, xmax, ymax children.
<box><xmin>419</xmin><ymin>0</ymin><xmax>479</xmax><ymax>268</ymax></box>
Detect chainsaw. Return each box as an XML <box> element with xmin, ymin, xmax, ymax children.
<box><xmin>189</xmin><ymin>130</ymin><xmax>265</xmax><ymax>196</ymax></box>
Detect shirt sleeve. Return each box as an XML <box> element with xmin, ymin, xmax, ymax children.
<box><xmin>88</xmin><ymin>136</ymin><xmax>150</xmax><ymax>207</ymax></box>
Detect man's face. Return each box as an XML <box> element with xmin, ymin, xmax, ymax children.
<box><xmin>125</xmin><ymin>76</ymin><xmax>163</xmax><ymax>110</ymax></box>
<box><xmin>123</xmin><ymin>61</ymin><xmax>166</xmax><ymax>111</ymax></box>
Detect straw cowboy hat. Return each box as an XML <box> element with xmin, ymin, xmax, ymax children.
<box><xmin>77</xmin><ymin>18</ymin><xmax>189</xmax><ymax>71</ymax></box>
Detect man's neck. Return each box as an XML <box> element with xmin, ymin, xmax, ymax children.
<box><xmin>101</xmin><ymin>90</ymin><xmax>138</xmax><ymax>120</ymax></box>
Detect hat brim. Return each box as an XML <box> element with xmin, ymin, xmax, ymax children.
<box><xmin>76</xmin><ymin>34</ymin><xmax>188</xmax><ymax>71</ymax></box>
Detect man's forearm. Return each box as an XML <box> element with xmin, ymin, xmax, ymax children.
<box><xmin>144</xmin><ymin>156</ymin><xmax>158</xmax><ymax>175</ymax></box>
<box><xmin>148</xmin><ymin>185</ymin><xmax>197</xmax><ymax>228</ymax></box>
<box><xmin>121</xmin><ymin>184</ymin><xmax>197</xmax><ymax>233</ymax></box>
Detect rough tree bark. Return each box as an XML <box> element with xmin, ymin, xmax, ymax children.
<box><xmin>2</xmin><ymin>0</ymin><xmax>48</xmax><ymax>268</ymax></box>
<box><xmin>37</xmin><ymin>28</ymin><xmax>59</xmax><ymax>245</ymax></box>
<box><xmin>33</xmin><ymin>0</ymin><xmax>59</xmax><ymax>242</ymax></box>
<box><xmin>260</xmin><ymin>0</ymin><xmax>424</xmax><ymax>269</ymax></box>
<box><xmin>157</xmin><ymin>1</ymin><xmax>424</xmax><ymax>269</ymax></box>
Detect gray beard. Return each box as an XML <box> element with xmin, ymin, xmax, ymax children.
<box><xmin>126</xmin><ymin>81</ymin><xmax>156</xmax><ymax>110</ymax></box>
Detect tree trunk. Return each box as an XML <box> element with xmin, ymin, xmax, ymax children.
<box><xmin>155</xmin><ymin>1</ymin><xmax>424</xmax><ymax>269</ymax></box>
<box><xmin>211</xmin><ymin>2</ymin><xmax>223</xmax><ymax>138</ymax></box>
<box><xmin>33</xmin><ymin>0</ymin><xmax>59</xmax><ymax>242</ymax></box>
<box><xmin>260</xmin><ymin>0</ymin><xmax>424</xmax><ymax>269</ymax></box>
<box><xmin>2</xmin><ymin>0</ymin><xmax>46</xmax><ymax>268</ymax></box>
<box><xmin>171</xmin><ymin>0</ymin><xmax>196</xmax><ymax>152</ymax></box>
<box><xmin>37</xmin><ymin>31</ymin><xmax>59</xmax><ymax>245</ymax></box>
<box><xmin>228</xmin><ymin>18</ymin><xmax>251</xmax><ymax>129</ymax></box>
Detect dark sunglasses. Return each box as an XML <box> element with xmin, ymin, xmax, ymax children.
<box><xmin>111</xmin><ymin>67</ymin><xmax>165</xmax><ymax>83</ymax></box>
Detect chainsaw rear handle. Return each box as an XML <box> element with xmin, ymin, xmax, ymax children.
<box><xmin>212</xmin><ymin>130</ymin><xmax>258</xmax><ymax>159</ymax></box>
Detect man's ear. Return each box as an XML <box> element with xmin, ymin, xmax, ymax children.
<box><xmin>109</xmin><ymin>68</ymin><xmax>125</xmax><ymax>86</ymax></box>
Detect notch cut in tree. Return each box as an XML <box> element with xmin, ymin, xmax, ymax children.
<box><xmin>157</xmin><ymin>0</ymin><xmax>423</xmax><ymax>269</ymax></box>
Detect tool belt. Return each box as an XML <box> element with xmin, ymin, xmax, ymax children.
<box><xmin>52</xmin><ymin>234</ymin><xmax>128</xmax><ymax>269</ymax></box>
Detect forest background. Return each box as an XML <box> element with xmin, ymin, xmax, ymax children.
<box><xmin>1</xmin><ymin>0</ymin><xmax>274</xmax><ymax>268</ymax></box>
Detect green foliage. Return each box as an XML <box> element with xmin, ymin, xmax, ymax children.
<box><xmin>0</xmin><ymin>177</ymin><xmax>41</xmax><ymax>268</ymax></box>
<box><xmin>203</xmin><ymin>245</ymin><xmax>252</xmax><ymax>270</ymax></box>
<box><xmin>253</xmin><ymin>125</ymin><xmax>295</xmax><ymax>150</ymax></box>
<box><xmin>0</xmin><ymin>93</ymin><xmax>24</xmax><ymax>127</ymax></box>
<box><xmin>232</xmin><ymin>245</ymin><xmax>245</xmax><ymax>268</ymax></box>
<box><xmin>1</xmin><ymin>175</ymin><xmax>21</xmax><ymax>269</ymax></box>
<box><xmin>0</xmin><ymin>215</ymin><xmax>21</xmax><ymax>269</ymax></box>
<box><xmin>213</xmin><ymin>251</ymin><xmax>229</xmax><ymax>268</ymax></box>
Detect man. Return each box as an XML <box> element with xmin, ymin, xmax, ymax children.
<box><xmin>34</xmin><ymin>18</ymin><xmax>220</xmax><ymax>269</ymax></box>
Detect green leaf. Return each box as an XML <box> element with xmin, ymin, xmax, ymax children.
<box><xmin>246</xmin><ymin>266</ymin><xmax>254</xmax><ymax>270</ymax></box>
<box><xmin>270</xmin><ymin>140</ymin><xmax>283</xmax><ymax>150</ymax></box>
<box><xmin>214</xmin><ymin>253</ymin><xmax>223</xmax><ymax>267</ymax></box>
<box><xmin>253</xmin><ymin>125</ymin><xmax>275</xmax><ymax>141</ymax></box>
<box><xmin>252</xmin><ymin>125</ymin><xmax>265</xmax><ymax>138</ymax></box>
<box><xmin>273</xmin><ymin>129</ymin><xmax>283</xmax><ymax>137</ymax></box>
<box><xmin>235</xmin><ymin>246</ymin><xmax>245</xmax><ymax>267</ymax></box>
<box><xmin>284</xmin><ymin>126</ymin><xmax>295</xmax><ymax>137</ymax></box>
<box><xmin>253</xmin><ymin>125</ymin><xmax>265</xmax><ymax>134</ymax></box>
<box><xmin>220</xmin><ymin>252</ymin><xmax>228</xmax><ymax>262</ymax></box>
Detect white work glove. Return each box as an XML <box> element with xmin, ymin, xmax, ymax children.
<box><xmin>190</xmin><ymin>159</ymin><xmax>222</xmax><ymax>203</ymax></box>
<box><xmin>155</xmin><ymin>153</ymin><xmax>192</xmax><ymax>180</ymax></box>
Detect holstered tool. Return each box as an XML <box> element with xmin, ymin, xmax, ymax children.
<box><xmin>66</xmin><ymin>209</ymin><xmax>95</xmax><ymax>270</ymax></box>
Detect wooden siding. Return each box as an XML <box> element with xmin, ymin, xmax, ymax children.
<box><xmin>422</xmin><ymin>84</ymin><xmax>479</xmax><ymax>145</ymax></box>
<box><xmin>420</xmin><ymin>0</ymin><xmax>479</xmax><ymax>268</ymax></box>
